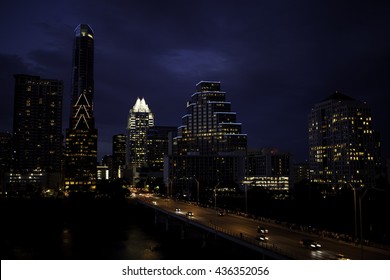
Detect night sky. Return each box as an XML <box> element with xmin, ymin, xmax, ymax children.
<box><xmin>1</xmin><ymin>0</ymin><xmax>389</xmax><ymax>163</ymax></box>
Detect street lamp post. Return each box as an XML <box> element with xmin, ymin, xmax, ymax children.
<box><xmin>245</xmin><ymin>184</ymin><xmax>248</xmax><ymax>214</ymax></box>
<box><xmin>214</xmin><ymin>181</ymin><xmax>220</xmax><ymax>210</ymax></box>
<box><xmin>194</xmin><ymin>177</ymin><xmax>199</xmax><ymax>205</ymax></box>
<box><xmin>353</xmin><ymin>186</ymin><xmax>358</xmax><ymax>241</ymax></box>
<box><xmin>350</xmin><ymin>183</ymin><xmax>369</xmax><ymax>259</ymax></box>
<box><xmin>359</xmin><ymin>188</ymin><xmax>368</xmax><ymax>259</ymax></box>
<box><xmin>165</xmin><ymin>178</ymin><xmax>172</xmax><ymax>197</ymax></box>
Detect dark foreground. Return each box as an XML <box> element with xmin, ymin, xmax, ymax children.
<box><xmin>1</xmin><ymin>198</ymin><xmax>265</xmax><ymax>260</ymax></box>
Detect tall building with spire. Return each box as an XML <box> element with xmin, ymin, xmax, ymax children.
<box><xmin>308</xmin><ymin>91</ymin><xmax>380</xmax><ymax>189</ymax></box>
<box><xmin>64</xmin><ymin>24</ymin><xmax>98</xmax><ymax>192</ymax></box>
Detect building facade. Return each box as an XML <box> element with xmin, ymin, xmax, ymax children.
<box><xmin>126</xmin><ymin>97</ymin><xmax>154</xmax><ymax>168</ymax></box>
<box><xmin>242</xmin><ymin>148</ymin><xmax>293</xmax><ymax>196</ymax></box>
<box><xmin>0</xmin><ymin>132</ymin><xmax>12</xmax><ymax>193</ymax></box>
<box><xmin>308</xmin><ymin>91</ymin><xmax>380</xmax><ymax>189</ymax></box>
<box><xmin>166</xmin><ymin>81</ymin><xmax>247</xmax><ymax>199</ymax></box>
<box><xmin>146</xmin><ymin>126</ymin><xmax>177</xmax><ymax>172</ymax></box>
<box><xmin>12</xmin><ymin>75</ymin><xmax>63</xmax><ymax>174</ymax></box>
<box><xmin>174</xmin><ymin>81</ymin><xmax>247</xmax><ymax>156</ymax></box>
<box><xmin>9</xmin><ymin>74</ymin><xmax>63</xmax><ymax>192</ymax></box>
<box><xmin>112</xmin><ymin>134</ymin><xmax>126</xmax><ymax>179</ymax></box>
<box><xmin>64</xmin><ymin>24</ymin><xmax>98</xmax><ymax>192</ymax></box>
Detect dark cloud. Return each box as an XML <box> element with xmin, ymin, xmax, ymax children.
<box><xmin>1</xmin><ymin>0</ymin><xmax>389</xmax><ymax>162</ymax></box>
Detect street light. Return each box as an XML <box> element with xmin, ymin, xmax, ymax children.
<box><xmin>194</xmin><ymin>176</ymin><xmax>199</xmax><ymax>205</ymax></box>
<box><xmin>349</xmin><ymin>183</ymin><xmax>369</xmax><ymax>259</ymax></box>
<box><xmin>214</xmin><ymin>181</ymin><xmax>220</xmax><ymax>210</ymax></box>
<box><xmin>245</xmin><ymin>184</ymin><xmax>248</xmax><ymax>214</ymax></box>
<box><xmin>359</xmin><ymin>187</ymin><xmax>368</xmax><ymax>259</ymax></box>
<box><xmin>165</xmin><ymin>178</ymin><xmax>173</xmax><ymax>197</ymax></box>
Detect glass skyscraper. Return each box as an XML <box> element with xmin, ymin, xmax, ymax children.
<box><xmin>64</xmin><ymin>24</ymin><xmax>98</xmax><ymax>192</ymax></box>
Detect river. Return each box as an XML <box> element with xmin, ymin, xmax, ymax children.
<box><xmin>1</xmin><ymin>198</ymin><xmax>262</xmax><ymax>260</ymax></box>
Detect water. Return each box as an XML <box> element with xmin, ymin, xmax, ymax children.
<box><xmin>1</xmin><ymin>198</ymin><xmax>264</xmax><ymax>260</ymax></box>
<box><xmin>1</xmin><ymin>198</ymin><xmax>162</xmax><ymax>259</ymax></box>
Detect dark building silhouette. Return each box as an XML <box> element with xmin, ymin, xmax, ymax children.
<box><xmin>112</xmin><ymin>134</ymin><xmax>126</xmax><ymax>179</ymax></box>
<box><xmin>12</xmin><ymin>74</ymin><xmax>63</xmax><ymax>173</ymax></box>
<box><xmin>293</xmin><ymin>162</ymin><xmax>310</xmax><ymax>184</ymax></box>
<box><xmin>64</xmin><ymin>24</ymin><xmax>98</xmax><ymax>192</ymax></box>
<box><xmin>242</xmin><ymin>148</ymin><xmax>293</xmax><ymax>196</ymax></box>
<box><xmin>0</xmin><ymin>132</ymin><xmax>12</xmax><ymax>172</ymax></box>
<box><xmin>0</xmin><ymin>132</ymin><xmax>12</xmax><ymax>193</ymax></box>
<box><xmin>9</xmin><ymin>74</ymin><xmax>63</xmax><ymax>192</ymax></box>
<box><xmin>147</xmin><ymin>126</ymin><xmax>176</xmax><ymax>172</ymax></box>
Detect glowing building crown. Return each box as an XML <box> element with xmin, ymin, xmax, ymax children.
<box><xmin>132</xmin><ymin>97</ymin><xmax>150</xmax><ymax>113</ymax></box>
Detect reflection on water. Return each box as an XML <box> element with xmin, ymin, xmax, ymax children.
<box><xmin>58</xmin><ymin>225</ymin><xmax>162</xmax><ymax>259</ymax></box>
<box><xmin>1</xmin><ymin>198</ymin><xmax>266</xmax><ymax>260</ymax></box>
<box><xmin>1</xmin><ymin>198</ymin><xmax>164</xmax><ymax>260</ymax></box>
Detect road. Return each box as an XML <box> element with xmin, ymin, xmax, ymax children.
<box><xmin>139</xmin><ymin>194</ymin><xmax>390</xmax><ymax>260</ymax></box>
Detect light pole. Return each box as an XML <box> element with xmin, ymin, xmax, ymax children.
<box><xmin>359</xmin><ymin>187</ymin><xmax>368</xmax><ymax>259</ymax></box>
<box><xmin>214</xmin><ymin>181</ymin><xmax>220</xmax><ymax>210</ymax></box>
<box><xmin>194</xmin><ymin>176</ymin><xmax>199</xmax><ymax>205</ymax></box>
<box><xmin>350</xmin><ymin>183</ymin><xmax>369</xmax><ymax>259</ymax></box>
<box><xmin>353</xmin><ymin>186</ymin><xmax>358</xmax><ymax>241</ymax></box>
<box><xmin>167</xmin><ymin>178</ymin><xmax>173</xmax><ymax>197</ymax></box>
<box><xmin>245</xmin><ymin>184</ymin><xmax>248</xmax><ymax>214</ymax></box>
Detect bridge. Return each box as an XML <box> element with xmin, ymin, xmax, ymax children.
<box><xmin>137</xmin><ymin>195</ymin><xmax>390</xmax><ymax>260</ymax></box>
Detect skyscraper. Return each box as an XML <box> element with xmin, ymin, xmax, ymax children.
<box><xmin>175</xmin><ymin>81</ymin><xmax>247</xmax><ymax>155</ymax></box>
<box><xmin>64</xmin><ymin>24</ymin><xmax>98</xmax><ymax>192</ymax></box>
<box><xmin>146</xmin><ymin>126</ymin><xmax>176</xmax><ymax>172</ymax></box>
<box><xmin>126</xmin><ymin>97</ymin><xmax>154</xmax><ymax>167</ymax></box>
<box><xmin>242</xmin><ymin>148</ymin><xmax>293</xmax><ymax>194</ymax></box>
<box><xmin>112</xmin><ymin>134</ymin><xmax>126</xmax><ymax>179</ymax></box>
<box><xmin>12</xmin><ymin>74</ymin><xmax>63</xmax><ymax>174</ymax></box>
<box><xmin>308</xmin><ymin>91</ymin><xmax>380</xmax><ymax>189</ymax></box>
<box><xmin>167</xmin><ymin>81</ymin><xmax>247</xmax><ymax>199</ymax></box>
<box><xmin>10</xmin><ymin>74</ymin><xmax>63</xmax><ymax>192</ymax></box>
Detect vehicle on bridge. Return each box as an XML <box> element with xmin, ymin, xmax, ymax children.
<box><xmin>335</xmin><ymin>253</ymin><xmax>350</xmax><ymax>260</ymax></box>
<box><xmin>256</xmin><ymin>234</ymin><xmax>269</xmax><ymax>242</ymax></box>
<box><xmin>300</xmin><ymin>239</ymin><xmax>321</xmax><ymax>250</ymax></box>
<box><xmin>186</xmin><ymin>211</ymin><xmax>194</xmax><ymax>218</ymax></box>
<box><xmin>257</xmin><ymin>226</ymin><xmax>269</xmax><ymax>234</ymax></box>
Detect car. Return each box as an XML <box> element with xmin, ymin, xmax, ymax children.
<box><xmin>335</xmin><ymin>253</ymin><xmax>350</xmax><ymax>260</ymax></box>
<box><xmin>186</xmin><ymin>211</ymin><xmax>194</xmax><ymax>217</ymax></box>
<box><xmin>217</xmin><ymin>211</ymin><xmax>225</xmax><ymax>216</ymax></box>
<box><xmin>257</xmin><ymin>226</ymin><xmax>269</xmax><ymax>234</ymax></box>
<box><xmin>256</xmin><ymin>234</ymin><xmax>269</xmax><ymax>242</ymax></box>
<box><xmin>300</xmin><ymin>239</ymin><xmax>321</xmax><ymax>250</ymax></box>
<box><xmin>152</xmin><ymin>201</ymin><xmax>157</xmax><ymax>205</ymax></box>
<box><xmin>175</xmin><ymin>208</ymin><xmax>181</xmax><ymax>212</ymax></box>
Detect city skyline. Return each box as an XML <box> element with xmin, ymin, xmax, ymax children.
<box><xmin>1</xmin><ymin>1</ymin><xmax>389</xmax><ymax>163</ymax></box>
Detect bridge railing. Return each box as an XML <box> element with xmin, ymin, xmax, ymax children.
<box><xmin>206</xmin><ymin>221</ymin><xmax>294</xmax><ymax>259</ymax></box>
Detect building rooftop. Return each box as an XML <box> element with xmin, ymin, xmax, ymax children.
<box><xmin>322</xmin><ymin>91</ymin><xmax>355</xmax><ymax>102</ymax></box>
